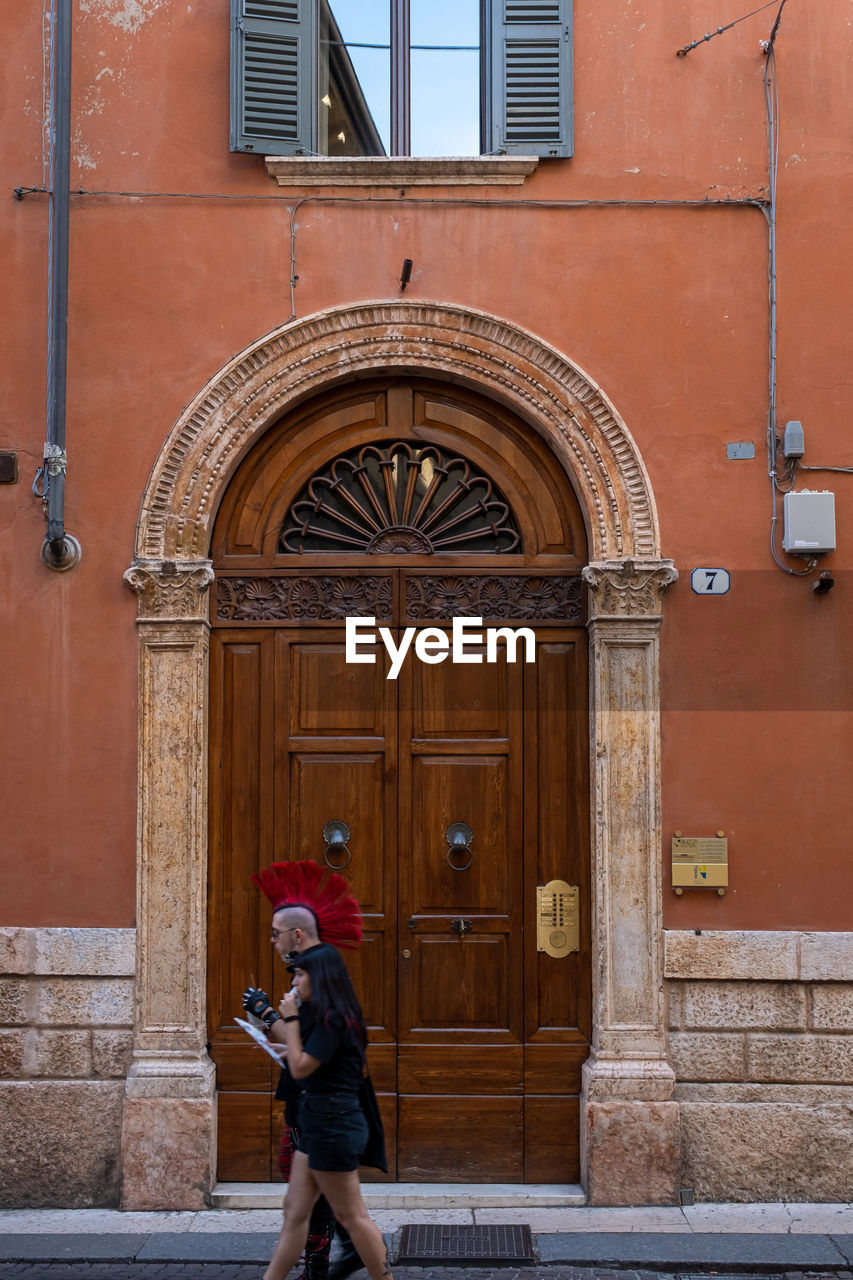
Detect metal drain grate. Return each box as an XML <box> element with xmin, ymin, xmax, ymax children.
<box><xmin>398</xmin><ymin>1223</ymin><xmax>535</xmax><ymax>1265</ymax></box>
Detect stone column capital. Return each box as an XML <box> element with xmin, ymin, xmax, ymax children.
<box><xmin>124</xmin><ymin>559</ymin><xmax>214</xmax><ymax>622</ymax></box>
<box><xmin>583</xmin><ymin>558</ymin><xmax>678</xmax><ymax>620</ymax></box>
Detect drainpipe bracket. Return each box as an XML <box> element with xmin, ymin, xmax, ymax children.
<box><xmin>44</xmin><ymin>443</ymin><xmax>67</xmax><ymax>477</ymax></box>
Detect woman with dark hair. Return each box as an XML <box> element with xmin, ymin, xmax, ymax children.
<box><xmin>262</xmin><ymin>943</ymin><xmax>392</xmax><ymax>1280</ymax></box>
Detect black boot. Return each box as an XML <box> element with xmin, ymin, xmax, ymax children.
<box><xmin>296</xmin><ymin>1196</ymin><xmax>335</xmax><ymax>1280</ymax></box>
<box><xmin>300</xmin><ymin>1248</ymin><xmax>331</xmax><ymax>1280</ymax></box>
<box><xmin>328</xmin><ymin>1224</ymin><xmax>364</xmax><ymax>1280</ymax></box>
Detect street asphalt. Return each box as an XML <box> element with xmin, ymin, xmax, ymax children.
<box><xmin>0</xmin><ymin>1267</ymin><xmax>852</xmax><ymax>1280</ymax></box>
<box><xmin>2</xmin><ymin>1204</ymin><xmax>851</xmax><ymax>1280</ymax></box>
<box><xmin>0</xmin><ymin>1230</ymin><xmax>852</xmax><ymax>1280</ymax></box>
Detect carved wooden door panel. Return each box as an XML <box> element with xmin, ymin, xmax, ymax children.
<box><xmin>208</xmin><ymin>628</ymin><xmax>279</xmax><ymax>1179</ymax></box>
<box><xmin>209</xmin><ymin>612</ymin><xmax>589</xmax><ymax>1184</ymax></box>
<box><xmin>520</xmin><ymin>628</ymin><xmax>591</xmax><ymax>1182</ymax></box>
<box><xmin>209</xmin><ymin>625</ymin><xmax>398</xmax><ymax>1180</ymax></box>
<box><xmin>394</xmin><ymin>619</ymin><xmax>590</xmax><ymax>1181</ymax></box>
<box><xmin>275</xmin><ymin>628</ymin><xmax>400</xmax><ymax>1171</ymax></box>
<box><xmin>396</xmin><ymin>637</ymin><xmax>526</xmax><ymax>1180</ymax></box>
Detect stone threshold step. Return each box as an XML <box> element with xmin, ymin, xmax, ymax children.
<box><xmin>212</xmin><ymin>1182</ymin><xmax>586</xmax><ymax>1210</ymax></box>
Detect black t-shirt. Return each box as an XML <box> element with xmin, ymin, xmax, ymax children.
<box><xmin>274</xmin><ymin>1005</ymin><xmax>363</xmax><ymax>1103</ymax></box>
<box><xmin>300</xmin><ymin>1008</ymin><xmax>364</xmax><ymax>1093</ymax></box>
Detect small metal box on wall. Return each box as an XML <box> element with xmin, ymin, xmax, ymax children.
<box><xmin>671</xmin><ymin>833</ymin><xmax>728</xmax><ymax>895</ymax></box>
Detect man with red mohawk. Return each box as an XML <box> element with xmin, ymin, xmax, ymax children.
<box><xmin>251</xmin><ymin>859</ymin><xmax>364</xmax><ymax>954</ymax></box>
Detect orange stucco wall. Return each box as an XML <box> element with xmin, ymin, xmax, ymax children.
<box><xmin>1</xmin><ymin>1</ymin><xmax>850</xmax><ymax>927</ymax></box>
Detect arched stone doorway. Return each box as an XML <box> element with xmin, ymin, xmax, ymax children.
<box><xmin>208</xmin><ymin>376</ymin><xmax>591</xmax><ymax>1183</ymax></box>
<box><xmin>121</xmin><ymin>302</ymin><xmax>678</xmax><ymax>1209</ymax></box>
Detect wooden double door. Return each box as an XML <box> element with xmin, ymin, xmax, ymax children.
<box><xmin>209</xmin><ymin>575</ymin><xmax>591</xmax><ymax>1183</ymax></box>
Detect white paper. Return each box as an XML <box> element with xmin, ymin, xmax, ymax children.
<box><xmin>234</xmin><ymin>1016</ymin><xmax>286</xmax><ymax>1062</ymax></box>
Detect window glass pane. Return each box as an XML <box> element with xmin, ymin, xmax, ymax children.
<box><xmin>320</xmin><ymin>0</ymin><xmax>389</xmax><ymax>156</ymax></box>
<box><xmin>410</xmin><ymin>0</ymin><xmax>480</xmax><ymax>157</ymax></box>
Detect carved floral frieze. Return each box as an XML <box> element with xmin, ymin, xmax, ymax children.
<box><xmin>405</xmin><ymin>574</ymin><xmax>583</xmax><ymax>622</ymax></box>
<box><xmin>215</xmin><ymin>574</ymin><xmax>394</xmax><ymax>622</ymax></box>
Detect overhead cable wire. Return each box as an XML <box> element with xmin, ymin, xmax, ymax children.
<box><xmin>676</xmin><ymin>0</ymin><xmax>780</xmax><ymax>56</ymax></box>
<box><xmin>12</xmin><ymin>186</ymin><xmax>769</xmax><ymax>208</ymax></box>
<box><xmin>280</xmin><ymin>192</ymin><xmax>769</xmax><ymax>322</ymax></box>
<box><xmin>798</xmin><ymin>464</ymin><xmax>853</xmax><ymax>475</ymax></box>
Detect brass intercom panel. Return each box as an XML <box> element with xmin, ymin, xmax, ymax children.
<box><xmin>537</xmin><ymin>880</ymin><xmax>580</xmax><ymax>957</ymax></box>
<box><xmin>671</xmin><ymin>833</ymin><xmax>728</xmax><ymax>895</ymax></box>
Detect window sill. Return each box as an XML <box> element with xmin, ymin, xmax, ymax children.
<box><xmin>264</xmin><ymin>155</ymin><xmax>539</xmax><ymax>188</ymax></box>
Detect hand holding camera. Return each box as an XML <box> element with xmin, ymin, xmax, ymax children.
<box><xmin>242</xmin><ymin>985</ymin><xmax>281</xmax><ymax>1031</ymax></box>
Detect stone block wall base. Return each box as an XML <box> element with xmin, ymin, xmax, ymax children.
<box><xmin>583</xmin><ymin>1100</ymin><xmax>681</xmax><ymax>1206</ymax></box>
<box><xmin>679</xmin><ymin>1101</ymin><xmax>853</xmax><ymax>1202</ymax></box>
<box><xmin>120</xmin><ymin>1097</ymin><xmax>215</xmax><ymax>1210</ymax></box>
<box><xmin>0</xmin><ymin>1081</ymin><xmax>124</xmax><ymax>1207</ymax></box>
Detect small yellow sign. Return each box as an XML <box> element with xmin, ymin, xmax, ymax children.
<box><xmin>672</xmin><ymin>837</ymin><xmax>728</xmax><ymax>864</ymax></box>
<box><xmin>672</xmin><ymin>836</ymin><xmax>728</xmax><ymax>891</ymax></box>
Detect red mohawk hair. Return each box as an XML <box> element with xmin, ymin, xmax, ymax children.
<box><xmin>251</xmin><ymin>860</ymin><xmax>362</xmax><ymax>950</ymax></box>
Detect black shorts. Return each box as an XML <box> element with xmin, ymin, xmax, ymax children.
<box><xmin>295</xmin><ymin>1090</ymin><xmax>368</xmax><ymax>1173</ymax></box>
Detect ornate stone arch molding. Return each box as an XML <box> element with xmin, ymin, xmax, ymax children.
<box><xmin>134</xmin><ymin>301</ymin><xmax>659</xmax><ymax>563</ymax></box>
<box><xmin>122</xmin><ymin>302</ymin><xmax>678</xmax><ymax>1210</ymax></box>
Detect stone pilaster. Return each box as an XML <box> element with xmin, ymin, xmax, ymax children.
<box><xmin>581</xmin><ymin>558</ymin><xmax>681</xmax><ymax>1205</ymax></box>
<box><xmin>120</xmin><ymin>559</ymin><xmax>216</xmax><ymax>1210</ymax></box>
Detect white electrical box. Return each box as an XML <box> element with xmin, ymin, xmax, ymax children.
<box><xmin>782</xmin><ymin>490</ymin><xmax>836</xmax><ymax>554</ymax></box>
<box><xmin>783</xmin><ymin>420</ymin><xmax>805</xmax><ymax>458</ymax></box>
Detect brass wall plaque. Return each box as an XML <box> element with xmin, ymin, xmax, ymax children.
<box><xmin>536</xmin><ymin>880</ymin><xmax>580</xmax><ymax>956</ymax></box>
<box><xmin>672</xmin><ymin>836</ymin><xmax>728</xmax><ymax>890</ymax></box>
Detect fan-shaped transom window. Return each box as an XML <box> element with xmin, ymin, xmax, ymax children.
<box><xmin>280</xmin><ymin>441</ymin><xmax>522</xmax><ymax>554</ymax></box>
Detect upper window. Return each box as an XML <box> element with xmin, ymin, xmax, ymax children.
<box><xmin>230</xmin><ymin>0</ymin><xmax>572</xmax><ymax>159</ymax></box>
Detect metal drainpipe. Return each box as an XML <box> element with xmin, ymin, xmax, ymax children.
<box><xmin>38</xmin><ymin>0</ymin><xmax>80</xmax><ymax>571</ymax></box>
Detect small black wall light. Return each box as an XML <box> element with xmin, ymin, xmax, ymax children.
<box><xmin>400</xmin><ymin>259</ymin><xmax>413</xmax><ymax>291</ymax></box>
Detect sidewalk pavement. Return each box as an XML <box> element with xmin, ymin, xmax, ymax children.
<box><xmin>1</xmin><ymin>1203</ymin><xmax>852</xmax><ymax>1273</ymax></box>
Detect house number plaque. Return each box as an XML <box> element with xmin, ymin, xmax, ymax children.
<box><xmin>536</xmin><ymin>880</ymin><xmax>580</xmax><ymax>957</ymax></box>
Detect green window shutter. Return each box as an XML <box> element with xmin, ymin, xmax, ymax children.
<box><xmin>230</xmin><ymin>0</ymin><xmax>315</xmax><ymax>154</ymax></box>
<box><xmin>487</xmin><ymin>0</ymin><xmax>573</xmax><ymax>158</ymax></box>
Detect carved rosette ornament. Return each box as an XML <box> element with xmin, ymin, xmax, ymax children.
<box><xmin>124</xmin><ymin>560</ymin><xmax>215</xmax><ymax>621</ymax></box>
<box><xmin>583</xmin><ymin>559</ymin><xmax>678</xmax><ymax>619</ymax></box>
